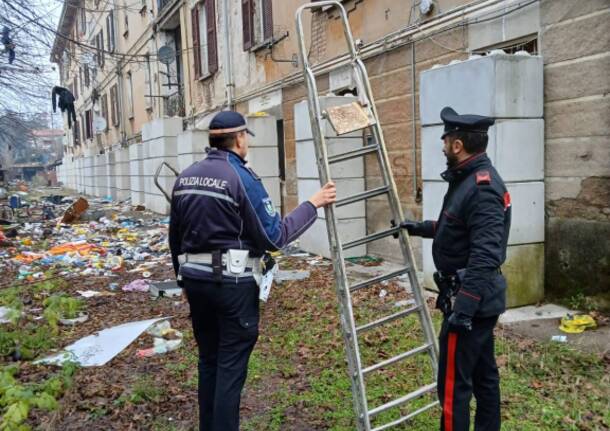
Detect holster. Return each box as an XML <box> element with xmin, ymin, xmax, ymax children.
<box><xmin>211</xmin><ymin>250</ymin><xmax>223</xmax><ymax>283</ymax></box>
<box><xmin>433</xmin><ymin>271</ymin><xmax>461</xmax><ymax>315</ymax></box>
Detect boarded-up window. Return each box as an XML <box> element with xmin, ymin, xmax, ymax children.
<box><xmin>242</xmin><ymin>0</ymin><xmax>253</xmax><ymax>50</ymax></box>
<box><xmin>101</xmin><ymin>93</ymin><xmax>109</xmax><ymax>132</ymax></box>
<box><xmin>84</xmin><ymin>65</ymin><xmax>90</xmax><ymax>87</ymax></box>
<box><xmin>262</xmin><ymin>0</ymin><xmax>273</xmax><ymax>41</ymax></box>
<box><xmin>243</xmin><ymin>0</ymin><xmax>273</xmax><ymax>50</ymax></box>
<box><xmin>144</xmin><ymin>56</ymin><xmax>153</xmax><ymax>110</ymax></box>
<box><xmin>126</xmin><ymin>72</ymin><xmax>134</xmax><ymax>118</ymax></box>
<box><xmin>85</xmin><ymin>110</ymin><xmax>93</xmax><ymax>139</ymax></box>
<box><xmin>110</xmin><ymin>84</ymin><xmax>120</xmax><ymax>127</ymax></box>
<box><xmin>192</xmin><ymin>1</ymin><xmax>218</xmax><ymax>79</ymax></box>
<box><xmin>73</xmin><ymin>120</ymin><xmax>80</xmax><ymax>145</ymax></box>
<box><xmin>106</xmin><ymin>10</ymin><xmax>115</xmax><ymax>52</ymax></box>
<box><xmin>96</xmin><ymin>31</ymin><xmax>105</xmax><ymax>68</ymax></box>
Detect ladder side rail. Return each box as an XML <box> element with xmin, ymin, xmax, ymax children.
<box><xmin>353</xmin><ymin>57</ymin><xmax>440</xmax><ymax>365</ymax></box>
<box><xmin>296</xmin><ymin>4</ymin><xmax>372</xmax><ymax>429</ymax></box>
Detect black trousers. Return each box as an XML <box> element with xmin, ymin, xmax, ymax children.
<box><xmin>184</xmin><ymin>278</ymin><xmax>260</xmax><ymax>431</ymax></box>
<box><xmin>437</xmin><ymin>315</ymin><xmax>500</xmax><ymax>431</ymax></box>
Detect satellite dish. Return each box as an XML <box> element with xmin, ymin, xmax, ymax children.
<box><xmin>158</xmin><ymin>45</ymin><xmax>176</xmax><ymax>65</ymax></box>
<box><xmin>94</xmin><ymin>116</ymin><xmax>107</xmax><ymax>133</ymax></box>
<box><xmin>420</xmin><ymin>0</ymin><xmax>433</xmax><ymax>15</ymax></box>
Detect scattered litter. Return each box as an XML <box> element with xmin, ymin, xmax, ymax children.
<box><xmin>61</xmin><ymin>197</ymin><xmax>89</xmax><ymax>223</ymax></box>
<box><xmin>149</xmin><ymin>281</ymin><xmax>182</xmax><ymax>298</ymax></box>
<box><xmin>347</xmin><ymin>255</ymin><xmax>384</xmax><ymax>267</ymax></box>
<box><xmin>77</xmin><ymin>290</ymin><xmax>115</xmax><ymax>298</ymax></box>
<box><xmin>379</xmin><ymin>289</ymin><xmax>388</xmax><ymax>298</ymax></box>
<box><xmin>394</xmin><ymin>299</ymin><xmax>416</xmax><ymax>308</ymax></box>
<box><xmin>136</xmin><ymin>320</ymin><xmax>183</xmax><ymax>358</ymax></box>
<box><xmin>142</xmin><ymin>271</ymin><xmax>152</xmax><ymax>278</ymax></box>
<box><xmin>275</xmin><ymin>270</ymin><xmax>311</xmax><ymax>282</ymax></box>
<box><xmin>559</xmin><ymin>314</ymin><xmax>597</xmax><ymax>334</ymax></box>
<box><xmin>0</xmin><ymin>306</ymin><xmax>20</xmax><ymax>323</ymax></box>
<box><xmin>551</xmin><ymin>335</ymin><xmax>567</xmax><ymax>343</ymax></box>
<box><xmin>122</xmin><ymin>279</ymin><xmax>150</xmax><ymax>292</ymax></box>
<box><xmin>108</xmin><ymin>283</ymin><xmax>119</xmax><ymax>291</ymax></box>
<box><xmin>36</xmin><ymin>317</ymin><xmax>168</xmax><ymax>366</ymax></box>
<box><xmin>59</xmin><ymin>313</ymin><xmax>89</xmax><ymax>326</ymax></box>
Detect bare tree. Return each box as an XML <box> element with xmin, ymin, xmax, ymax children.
<box><xmin>0</xmin><ymin>0</ymin><xmax>58</xmax><ymax>114</ymax></box>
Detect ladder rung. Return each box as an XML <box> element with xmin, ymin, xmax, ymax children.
<box><xmin>368</xmin><ymin>382</ymin><xmax>437</xmax><ymax>417</ymax></box>
<box><xmin>343</xmin><ymin>226</ymin><xmax>401</xmax><ymax>250</ymax></box>
<box><xmin>356</xmin><ymin>305</ymin><xmax>419</xmax><ymax>333</ymax></box>
<box><xmin>336</xmin><ymin>186</ymin><xmax>389</xmax><ymax>207</ymax></box>
<box><xmin>371</xmin><ymin>401</ymin><xmax>439</xmax><ymax>431</ymax></box>
<box><xmin>328</xmin><ymin>144</ymin><xmax>379</xmax><ymax>164</ymax></box>
<box><xmin>350</xmin><ymin>267</ymin><xmax>409</xmax><ymax>292</ymax></box>
<box><xmin>362</xmin><ymin>343</ymin><xmax>431</xmax><ymax>375</ymax></box>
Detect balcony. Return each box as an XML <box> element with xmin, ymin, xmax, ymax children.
<box><xmin>156</xmin><ymin>0</ymin><xmax>182</xmax><ymax>29</ymax></box>
<box><xmin>157</xmin><ymin>0</ymin><xmax>180</xmax><ymax>13</ymax></box>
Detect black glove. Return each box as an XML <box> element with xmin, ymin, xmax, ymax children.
<box><xmin>448</xmin><ymin>312</ymin><xmax>472</xmax><ymax>332</ymax></box>
<box><xmin>400</xmin><ymin>219</ymin><xmax>425</xmax><ymax>236</ymax></box>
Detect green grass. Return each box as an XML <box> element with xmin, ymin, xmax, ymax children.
<box><xmin>240</xmin><ymin>274</ymin><xmax>610</xmax><ymax>431</ymax></box>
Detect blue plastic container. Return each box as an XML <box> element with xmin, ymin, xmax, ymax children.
<box><xmin>9</xmin><ymin>194</ymin><xmax>21</xmax><ymax>209</ymax></box>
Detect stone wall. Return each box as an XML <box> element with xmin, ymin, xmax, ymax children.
<box><xmin>540</xmin><ymin>0</ymin><xmax>610</xmax><ymax>302</ymax></box>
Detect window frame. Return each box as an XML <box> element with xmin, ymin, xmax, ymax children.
<box><xmin>191</xmin><ymin>0</ymin><xmax>218</xmax><ymax>80</ymax></box>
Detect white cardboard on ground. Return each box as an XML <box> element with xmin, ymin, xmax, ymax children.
<box><xmin>35</xmin><ymin>317</ymin><xmax>167</xmax><ymax>367</ymax></box>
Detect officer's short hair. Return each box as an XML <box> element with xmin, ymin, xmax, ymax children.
<box><xmin>209</xmin><ymin>133</ymin><xmax>238</xmax><ymax>150</ymax></box>
<box><xmin>447</xmin><ymin>131</ymin><xmax>488</xmax><ymax>154</ymax></box>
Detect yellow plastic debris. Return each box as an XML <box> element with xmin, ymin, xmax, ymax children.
<box><xmin>559</xmin><ymin>314</ymin><xmax>597</xmax><ymax>334</ymax></box>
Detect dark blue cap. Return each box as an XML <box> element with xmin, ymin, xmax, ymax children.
<box><xmin>208</xmin><ymin>111</ymin><xmax>255</xmax><ymax>137</ymax></box>
<box><xmin>440</xmin><ymin>107</ymin><xmax>494</xmax><ymax>139</ymax></box>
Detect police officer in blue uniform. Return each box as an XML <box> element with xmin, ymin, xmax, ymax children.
<box><xmin>169</xmin><ymin>111</ymin><xmax>336</xmax><ymax>431</ymax></box>
<box><xmin>402</xmin><ymin>107</ymin><xmax>511</xmax><ymax>431</ymax></box>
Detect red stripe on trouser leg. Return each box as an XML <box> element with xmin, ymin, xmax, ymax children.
<box><xmin>444</xmin><ymin>332</ymin><xmax>458</xmax><ymax>431</ymax></box>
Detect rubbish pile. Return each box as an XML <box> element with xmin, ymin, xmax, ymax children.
<box><xmin>0</xmin><ymin>192</ymin><xmax>172</xmax><ymax>287</ymax></box>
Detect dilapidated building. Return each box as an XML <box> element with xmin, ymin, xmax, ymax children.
<box><xmin>53</xmin><ymin>0</ymin><xmax>610</xmax><ymax>306</ymax></box>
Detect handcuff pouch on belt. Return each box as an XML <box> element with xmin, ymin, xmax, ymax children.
<box><xmin>433</xmin><ymin>269</ymin><xmax>465</xmax><ymax>315</ymax></box>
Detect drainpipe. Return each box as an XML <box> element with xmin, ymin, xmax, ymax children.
<box><xmin>411</xmin><ymin>42</ymin><xmax>420</xmax><ymax>202</ymax></box>
<box><xmin>222</xmin><ymin>0</ymin><xmax>234</xmax><ymax>109</ymax></box>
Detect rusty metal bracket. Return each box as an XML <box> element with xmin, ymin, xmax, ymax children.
<box><xmin>154</xmin><ymin>161</ymin><xmax>179</xmax><ymax>203</ymax></box>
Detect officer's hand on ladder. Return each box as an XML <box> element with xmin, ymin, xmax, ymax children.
<box><xmin>308</xmin><ymin>182</ymin><xmax>337</xmax><ymax>208</ymax></box>
<box><xmin>400</xmin><ymin>219</ymin><xmax>426</xmax><ymax>236</ymax></box>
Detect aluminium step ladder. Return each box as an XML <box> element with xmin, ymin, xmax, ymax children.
<box><xmin>296</xmin><ymin>3</ymin><xmax>439</xmax><ymax>430</ymax></box>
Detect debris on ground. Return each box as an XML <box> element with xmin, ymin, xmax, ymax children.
<box><xmin>36</xmin><ymin>317</ymin><xmax>169</xmax><ymax>367</ymax></box>
<box><xmin>60</xmin><ymin>197</ymin><xmax>89</xmax><ymax>223</ymax></box>
<box><xmin>136</xmin><ymin>320</ymin><xmax>183</xmax><ymax>358</ymax></box>
<box><xmin>149</xmin><ymin>281</ymin><xmax>182</xmax><ymax>298</ymax></box>
<box><xmin>559</xmin><ymin>314</ymin><xmax>597</xmax><ymax>334</ymax></box>
<box><xmin>122</xmin><ymin>279</ymin><xmax>150</xmax><ymax>292</ymax></box>
<box><xmin>275</xmin><ymin>269</ymin><xmax>311</xmax><ymax>282</ymax></box>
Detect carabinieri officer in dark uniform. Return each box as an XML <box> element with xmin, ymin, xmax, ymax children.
<box><xmin>401</xmin><ymin>107</ymin><xmax>511</xmax><ymax>431</ymax></box>
<box><xmin>169</xmin><ymin>111</ymin><xmax>336</xmax><ymax>431</ymax></box>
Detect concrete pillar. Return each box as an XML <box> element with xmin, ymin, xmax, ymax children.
<box><xmin>177</xmin><ymin>129</ymin><xmax>208</xmax><ymax>172</ymax></box>
<box><xmin>420</xmin><ymin>52</ymin><xmax>545</xmax><ymax>306</ymax></box>
<box><xmin>141</xmin><ymin>117</ymin><xmax>182</xmax><ymax>214</ymax></box>
<box><xmin>294</xmin><ymin>97</ymin><xmax>367</xmax><ymax>258</ymax></box>
<box><xmin>114</xmin><ymin>148</ymin><xmax>131</xmax><ymax>201</ymax></box>
<box><xmin>247</xmin><ymin>115</ymin><xmax>281</xmax><ymax>213</ymax></box>
<box><xmin>129</xmin><ymin>143</ymin><xmax>144</xmax><ymax>206</ymax></box>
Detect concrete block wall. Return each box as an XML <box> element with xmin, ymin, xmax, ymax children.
<box><xmin>129</xmin><ymin>143</ymin><xmax>144</xmax><ymax>206</ymax></box>
<box><xmin>114</xmin><ymin>148</ymin><xmax>130</xmax><ymax>201</ymax></box>
<box><xmin>177</xmin><ymin>129</ymin><xmax>208</xmax><ymax>173</ymax></box>
<box><xmin>141</xmin><ymin>117</ymin><xmax>182</xmax><ymax>214</ymax></box>
<box><xmin>247</xmin><ymin>115</ymin><xmax>281</xmax><ymax>213</ymax></box>
<box><xmin>294</xmin><ymin>97</ymin><xmax>367</xmax><ymax>258</ymax></box>
<box><xmin>420</xmin><ymin>52</ymin><xmax>545</xmax><ymax>307</ymax></box>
